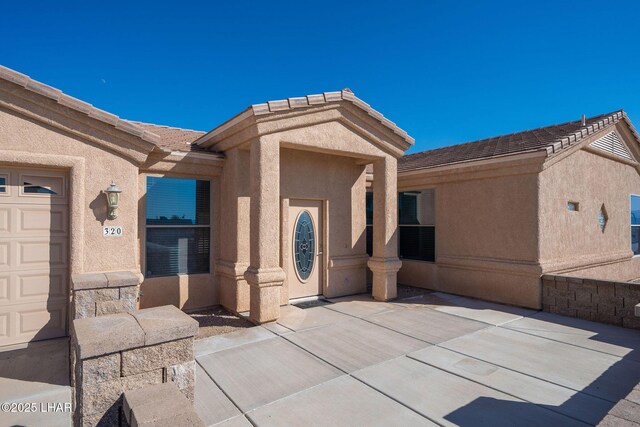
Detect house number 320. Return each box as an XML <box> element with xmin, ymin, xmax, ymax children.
<box><xmin>103</xmin><ymin>226</ymin><xmax>123</xmax><ymax>237</ymax></box>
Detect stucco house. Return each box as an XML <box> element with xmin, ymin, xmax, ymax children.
<box><xmin>389</xmin><ymin>111</ymin><xmax>640</xmax><ymax>309</ymax></box>
<box><xmin>0</xmin><ymin>64</ymin><xmax>639</xmax><ymax>350</ymax></box>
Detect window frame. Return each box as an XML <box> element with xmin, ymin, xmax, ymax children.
<box><xmin>398</xmin><ymin>190</ymin><xmax>436</xmax><ymax>263</ymax></box>
<box><xmin>0</xmin><ymin>173</ymin><xmax>8</xmax><ymax>196</ymax></box>
<box><xmin>144</xmin><ymin>175</ymin><xmax>212</xmax><ymax>278</ymax></box>
<box><xmin>631</xmin><ymin>194</ymin><xmax>640</xmax><ymax>257</ymax></box>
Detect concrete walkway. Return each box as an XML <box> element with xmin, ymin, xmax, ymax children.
<box><xmin>194</xmin><ymin>290</ymin><xmax>640</xmax><ymax>426</ymax></box>
<box><xmin>0</xmin><ymin>338</ymin><xmax>72</xmax><ymax>426</ymax></box>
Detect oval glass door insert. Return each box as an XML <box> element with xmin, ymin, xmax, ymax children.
<box><xmin>294</xmin><ymin>210</ymin><xmax>315</xmax><ymax>281</ymax></box>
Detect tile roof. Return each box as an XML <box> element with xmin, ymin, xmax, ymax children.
<box><xmin>399</xmin><ymin>110</ymin><xmax>633</xmax><ymax>172</ymax></box>
<box><xmin>0</xmin><ymin>65</ymin><xmax>161</xmax><ymax>146</ymax></box>
<box><xmin>196</xmin><ymin>89</ymin><xmax>415</xmax><ymax>147</ymax></box>
<box><xmin>126</xmin><ymin>121</ymin><xmax>209</xmax><ymax>153</ymax></box>
<box><xmin>251</xmin><ymin>89</ymin><xmax>414</xmax><ymax>145</ymax></box>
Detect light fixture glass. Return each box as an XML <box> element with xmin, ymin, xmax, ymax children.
<box><xmin>105</xmin><ymin>181</ymin><xmax>122</xmax><ymax>220</ymax></box>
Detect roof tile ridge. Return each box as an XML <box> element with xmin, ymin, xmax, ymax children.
<box><xmin>248</xmin><ymin>89</ymin><xmax>414</xmax><ymax>144</ymax></box>
<box><xmin>549</xmin><ymin>111</ymin><xmax>623</xmax><ymax>154</ymax></box>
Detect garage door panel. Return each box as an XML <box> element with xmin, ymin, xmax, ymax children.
<box><xmin>0</xmin><ymin>276</ymin><xmax>7</xmax><ymax>301</ymax></box>
<box><xmin>18</xmin><ymin>207</ymin><xmax>67</xmax><ymax>235</ymax></box>
<box><xmin>0</xmin><ymin>242</ymin><xmax>8</xmax><ymax>269</ymax></box>
<box><xmin>17</xmin><ymin>238</ymin><xmax>67</xmax><ymax>268</ymax></box>
<box><xmin>18</xmin><ymin>270</ymin><xmax>67</xmax><ymax>300</ymax></box>
<box><xmin>0</xmin><ymin>167</ymin><xmax>68</xmax><ymax>347</ymax></box>
<box><xmin>18</xmin><ymin>302</ymin><xmax>66</xmax><ymax>341</ymax></box>
<box><xmin>0</xmin><ymin>208</ymin><xmax>8</xmax><ymax>233</ymax></box>
<box><xmin>0</xmin><ymin>312</ymin><xmax>8</xmax><ymax>339</ymax></box>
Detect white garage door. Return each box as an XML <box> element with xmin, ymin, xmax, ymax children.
<box><xmin>0</xmin><ymin>168</ymin><xmax>68</xmax><ymax>347</ymax></box>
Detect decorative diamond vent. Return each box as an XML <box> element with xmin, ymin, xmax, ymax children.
<box><xmin>598</xmin><ymin>204</ymin><xmax>608</xmax><ymax>232</ymax></box>
<box><xmin>590</xmin><ymin>132</ymin><xmax>633</xmax><ymax>161</ymax></box>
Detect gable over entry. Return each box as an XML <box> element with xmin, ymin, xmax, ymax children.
<box><xmin>197</xmin><ymin>90</ymin><xmax>414</xmax><ymax>323</ymax></box>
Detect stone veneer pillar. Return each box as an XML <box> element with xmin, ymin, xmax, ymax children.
<box><xmin>244</xmin><ymin>137</ymin><xmax>286</xmax><ymax>323</ymax></box>
<box><xmin>71</xmin><ymin>271</ymin><xmax>140</xmax><ymax>319</ymax></box>
<box><xmin>72</xmin><ymin>305</ymin><xmax>199</xmax><ymax>427</ymax></box>
<box><xmin>368</xmin><ymin>156</ymin><xmax>402</xmax><ymax>301</ymax></box>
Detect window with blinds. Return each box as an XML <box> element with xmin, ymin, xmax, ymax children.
<box><xmin>632</xmin><ymin>195</ymin><xmax>640</xmax><ymax>256</ymax></box>
<box><xmin>145</xmin><ymin>177</ymin><xmax>210</xmax><ymax>277</ymax></box>
<box><xmin>366</xmin><ymin>189</ymin><xmax>436</xmax><ymax>262</ymax></box>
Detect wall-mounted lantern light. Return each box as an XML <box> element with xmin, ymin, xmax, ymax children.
<box><xmin>105</xmin><ymin>181</ymin><xmax>122</xmax><ymax>220</ymax></box>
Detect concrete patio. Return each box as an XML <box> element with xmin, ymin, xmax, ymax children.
<box><xmin>194</xmin><ymin>290</ymin><xmax>640</xmax><ymax>427</ymax></box>
<box><xmin>0</xmin><ymin>338</ymin><xmax>72</xmax><ymax>426</ymax></box>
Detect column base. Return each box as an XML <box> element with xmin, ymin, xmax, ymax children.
<box><xmin>216</xmin><ymin>261</ymin><xmax>250</xmax><ymax>313</ymax></box>
<box><xmin>368</xmin><ymin>257</ymin><xmax>402</xmax><ymax>301</ymax></box>
<box><xmin>244</xmin><ymin>267</ymin><xmax>286</xmax><ymax>324</ymax></box>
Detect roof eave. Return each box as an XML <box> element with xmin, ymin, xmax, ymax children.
<box><xmin>0</xmin><ymin>66</ymin><xmax>161</xmax><ymax>149</ymax></box>
<box><xmin>398</xmin><ymin>148</ymin><xmax>548</xmax><ymax>175</ymax></box>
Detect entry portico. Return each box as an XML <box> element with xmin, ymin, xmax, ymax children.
<box><xmin>196</xmin><ymin>90</ymin><xmax>414</xmax><ymax>323</ymax></box>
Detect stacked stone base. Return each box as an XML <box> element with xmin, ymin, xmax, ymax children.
<box><xmin>72</xmin><ymin>271</ymin><xmax>140</xmax><ymax>319</ymax></box>
<box><xmin>72</xmin><ymin>306</ymin><xmax>199</xmax><ymax>426</ymax></box>
<box><xmin>123</xmin><ymin>382</ymin><xmax>204</xmax><ymax>427</ymax></box>
<box><xmin>542</xmin><ymin>275</ymin><xmax>640</xmax><ymax>329</ymax></box>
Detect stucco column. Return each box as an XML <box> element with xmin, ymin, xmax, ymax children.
<box><xmin>368</xmin><ymin>156</ymin><xmax>402</xmax><ymax>300</ymax></box>
<box><xmin>244</xmin><ymin>137</ymin><xmax>285</xmax><ymax>323</ymax></box>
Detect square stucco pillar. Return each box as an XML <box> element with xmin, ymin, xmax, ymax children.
<box><xmin>368</xmin><ymin>156</ymin><xmax>402</xmax><ymax>301</ymax></box>
<box><xmin>244</xmin><ymin>137</ymin><xmax>286</xmax><ymax>323</ymax></box>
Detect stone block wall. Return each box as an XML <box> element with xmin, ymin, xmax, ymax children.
<box><xmin>72</xmin><ymin>305</ymin><xmax>199</xmax><ymax>427</ymax></box>
<box><xmin>71</xmin><ymin>271</ymin><xmax>140</xmax><ymax>319</ymax></box>
<box><xmin>123</xmin><ymin>382</ymin><xmax>204</xmax><ymax>427</ymax></box>
<box><xmin>542</xmin><ymin>274</ymin><xmax>640</xmax><ymax>329</ymax></box>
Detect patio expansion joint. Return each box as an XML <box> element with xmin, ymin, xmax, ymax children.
<box><xmin>276</xmin><ymin>330</ymin><xmax>439</xmax><ymax>425</ymax></box>
<box><xmin>355</xmin><ymin>308</ymin><xmax>495</xmax><ymax>347</ymax></box>
<box><xmin>436</xmin><ymin>326</ymin><xmax>629</xmax><ymax>405</ymax></box>
<box><xmin>195</xmin><ymin>359</ymin><xmax>247</xmax><ymax>422</ymax></box>
<box><xmin>404</xmin><ymin>350</ymin><xmax>602</xmax><ymax>426</ymax></box>
<box><xmin>497</xmin><ymin>316</ymin><xmax>640</xmax><ymax>362</ymax></box>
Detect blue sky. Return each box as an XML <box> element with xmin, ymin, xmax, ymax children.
<box><xmin>2</xmin><ymin>1</ymin><xmax>639</xmax><ymax>153</ymax></box>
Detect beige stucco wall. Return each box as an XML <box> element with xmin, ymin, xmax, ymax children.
<box><xmin>280</xmin><ymin>148</ymin><xmax>368</xmax><ymax>299</ymax></box>
<box><xmin>539</xmin><ymin>124</ymin><xmax>640</xmax><ymax>281</ymax></box>
<box><xmin>396</xmin><ymin>124</ymin><xmax>640</xmax><ymax>308</ymax></box>
<box><xmin>396</xmin><ymin>156</ymin><xmax>544</xmax><ymax>308</ymax></box>
<box><xmin>0</xmin><ymin>100</ymin><xmax>145</xmax><ymax>277</ymax></box>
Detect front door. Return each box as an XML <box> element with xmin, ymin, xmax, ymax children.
<box><xmin>288</xmin><ymin>200</ymin><xmax>323</xmax><ymax>299</ymax></box>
